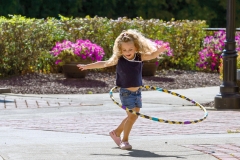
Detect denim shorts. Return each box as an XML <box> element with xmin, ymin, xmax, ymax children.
<box><xmin>119</xmin><ymin>88</ymin><xmax>142</xmax><ymax>109</ymax></box>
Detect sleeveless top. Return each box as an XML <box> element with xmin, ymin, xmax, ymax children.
<box><xmin>116</xmin><ymin>53</ymin><xmax>143</xmax><ymax>88</ymax></box>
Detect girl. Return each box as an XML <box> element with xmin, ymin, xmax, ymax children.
<box><xmin>77</xmin><ymin>29</ymin><xmax>167</xmax><ymax>150</ymax></box>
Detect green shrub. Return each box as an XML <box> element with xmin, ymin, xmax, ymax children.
<box><xmin>58</xmin><ymin>15</ymin><xmax>207</xmax><ymax>69</ymax></box>
<box><xmin>0</xmin><ymin>15</ymin><xmax>68</xmax><ymax>77</ymax></box>
<box><xmin>0</xmin><ymin>15</ymin><xmax>207</xmax><ymax>77</ymax></box>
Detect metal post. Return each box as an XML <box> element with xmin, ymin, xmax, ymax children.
<box><xmin>214</xmin><ymin>0</ymin><xmax>240</xmax><ymax>109</ymax></box>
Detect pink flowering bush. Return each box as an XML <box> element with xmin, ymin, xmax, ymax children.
<box><xmin>152</xmin><ymin>40</ymin><xmax>173</xmax><ymax>66</ymax></box>
<box><xmin>154</xmin><ymin>40</ymin><xmax>173</xmax><ymax>57</ymax></box>
<box><xmin>50</xmin><ymin>39</ymin><xmax>105</xmax><ymax>66</ymax></box>
<box><xmin>197</xmin><ymin>30</ymin><xmax>240</xmax><ymax>72</ymax></box>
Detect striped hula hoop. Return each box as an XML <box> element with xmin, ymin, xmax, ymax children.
<box><xmin>109</xmin><ymin>85</ymin><xmax>208</xmax><ymax>124</ymax></box>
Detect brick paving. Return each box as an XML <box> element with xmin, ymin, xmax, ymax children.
<box><xmin>1</xmin><ymin>95</ymin><xmax>240</xmax><ymax>160</ymax></box>
<box><xmin>1</xmin><ymin>95</ymin><xmax>240</xmax><ymax>136</ymax></box>
<box><xmin>0</xmin><ymin>110</ymin><xmax>239</xmax><ymax>135</ymax></box>
<box><xmin>183</xmin><ymin>144</ymin><xmax>240</xmax><ymax>160</ymax></box>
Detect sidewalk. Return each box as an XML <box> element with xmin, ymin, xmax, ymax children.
<box><xmin>0</xmin><ymin>86</ymin><xmax>240</xmax><ymax>160</ymax></box>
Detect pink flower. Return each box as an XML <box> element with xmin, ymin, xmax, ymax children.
<box><xmin>197</xmin><ymin>30</ymin><xmax>240</xmax><ymax>72</ymax></box>
<box><xmin>153</xmin><ymin>40</ymin><xmax>173</xmax><ymax>56</ymax></box>
<box><xmin>50</xmin><ymin>39</ymin><xmax>105</xmax><ymax>65</ymax></box>
<box><xmin>55</xmin><ymin>60</ymin><xmax>62</xmax><ymax>65</ymax></box>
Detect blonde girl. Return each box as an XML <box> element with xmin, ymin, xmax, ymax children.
<box><xmin>77</xmin><ymin>29</ymin><xmax>167</xmax><ymax>150</ymax></box>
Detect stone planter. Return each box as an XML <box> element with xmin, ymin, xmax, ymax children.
<box><xmin>142</xmin><ymin>61</ymin><xmax>159</xmax><ymax>76</ymax></box>
<box><xmin>62</xmin><ymin>62</ymin><xmax>88</xmax><ymax>78</ymax></box>
<box><xmin>0</xmin><ymin>88</ymin><xmax>11</xmax><ymax>93</ymax></box>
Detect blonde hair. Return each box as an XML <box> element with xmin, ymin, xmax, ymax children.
<box><xmin>105</xmin><ymin>29</ymin><xmax>157</xmax><ymax>66</ymax></box>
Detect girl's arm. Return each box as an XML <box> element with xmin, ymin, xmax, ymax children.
<box><xmin>141</xmin><ymin>45</ymin><xmax>167</xmax><ymax>61</ymax></box>
<box><xmin>77</xmin><ymin>61</ymin><xmax>116</xmax><ymax>71</ymax></box>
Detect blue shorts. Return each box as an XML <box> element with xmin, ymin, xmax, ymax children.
<box><xmin>119</xmin><ymin>88</ymin><xmax>142</xmax><ymax>109</ymax></box>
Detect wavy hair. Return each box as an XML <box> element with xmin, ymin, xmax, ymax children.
<box><xmin>105</xmin><ymin>29</ymin><xmax>157</xmax><ymax>66</ymax></box>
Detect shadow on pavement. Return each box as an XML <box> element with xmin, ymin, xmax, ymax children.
<box><xmin>0</xmin><ymin>100</ymin><xmax>14</xmax><ymax>103</ymax></box>
<box><xmin>124</xmin><ymin>149</ymin><xmax>184</xmax><ymax>158</ymax></box>
<box><xmin>92</xmin><ymin>148</ymin><xmax>184</xmax><ymax>158</ymax></box>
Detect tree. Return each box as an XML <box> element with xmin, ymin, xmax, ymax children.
<box><xmin>1</xmin><ymin>0</ymin><xmax>240</xmax><ymax>27</ymax></box>
<box><xmin>0</xmin><ymin>0</ymin><xmax>22</xmax><ymax>16</ymax></box>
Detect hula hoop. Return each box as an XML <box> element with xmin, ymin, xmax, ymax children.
<box><xmin>109</xmin><ymin>85</ymin><xmax>208</xmax><ymax>124</ymax></box>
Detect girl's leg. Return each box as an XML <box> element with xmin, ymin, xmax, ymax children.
<box><xmin>109</xmin><ymin>116</ymin><xmax>128</xmax><ymax>147</ymax></box>
<box><xmin>114</xmin><ymin>107</ymin><xmax>140</xmax><ymax>138</ymax></box>
<box><xmin>122</xmin><ymin>107</ymin><xmax>140</xmax><ymax>142</ymax></box>
<box><xmin>114</xmin><ymin>117</ymin><xmax>128</xmax><ymax>137</ymax></box>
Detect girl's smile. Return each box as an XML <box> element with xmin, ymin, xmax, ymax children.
<box><xmin>121</xmin><ymin>41</ymin><xmax>137</xmax><ymax>60</ymax></box>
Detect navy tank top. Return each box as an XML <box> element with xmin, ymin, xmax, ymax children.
<box><xmin>116</xmin><ymin>53</ymin><xmax>143</xmax><ymax>88</ymax></box>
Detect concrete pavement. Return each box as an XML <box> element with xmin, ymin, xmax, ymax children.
<box><xmin>0</xmin><ymin>86</ymin><xmax>240</xmax><ymax>160</ymax></box>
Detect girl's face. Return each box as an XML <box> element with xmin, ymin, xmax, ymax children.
<box><xmin>120</xmin><ymin>41</ymin><xmax>137</xmax><ymax>60</ymax></box>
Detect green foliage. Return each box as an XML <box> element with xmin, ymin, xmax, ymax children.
<box><xmin>54</xmin><ymin>49</ymin><xmax>83</xmax><ymax>66</ymax></box>
<box><xmin>0</xmin><ymin>0</ymin><xmax>22</xmax><ymax>16</ymax></box>
<box><xmin>0</xmin><ymin>15</ymin><xmax>207</xmax><ymax>77</ymax></box>
<box><xmin>0</xmin><ymin>15</ymin><xmax>68</xmax><ymax>77</ymax></box>
<box><xmin>166</xmin><ymin>20</ymin><xmax>207</xmax><ymax>70</ymax></box>
<box><xmin>59</xmin><ymin>15</ymin><xmax>113</xmax><ymax>60</ymax></box>
<box><xmin>59</xmin><ymin>16</ymin><xmax>207</xmax><ymax>68</ymax></box>
<box><xmin>36</xmin><ymin>50</ymin><xmax>58</xmax><ymax>74</ymax></box>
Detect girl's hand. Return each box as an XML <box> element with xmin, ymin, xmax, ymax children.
<box><xmin>77</xmin><ymin>64</ymin><xmax>88</xmax><ymax>71</ymax></box>
<box><xmin>157</xmin><ymin>44</ymin><xmax>168</xmax><ymax>53</ymax></box>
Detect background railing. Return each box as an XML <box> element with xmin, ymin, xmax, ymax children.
<box><xmin>203</xmin><ymin>28</ymin><xmax>240</xmax><ymax>31</ymax></box>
